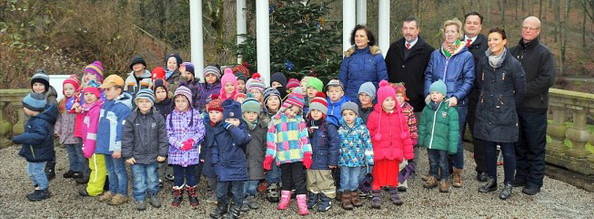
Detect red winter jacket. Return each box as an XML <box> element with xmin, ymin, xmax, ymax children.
<box><xmin>366</xmin><ymin>103</ymin><xmax>414</xmax><ymax>162</ymax></box>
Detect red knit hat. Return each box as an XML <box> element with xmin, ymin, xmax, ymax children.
<box><xmin>377</xmin><ymin>80</ymin><xmax>397</xmax><ymax>105</ymax></box>
<box><xmin>391</xmin><ymin>82</ymin><xmax>409</xmax><ymax>101</ymax></box>
<box><xmin>309</xmin><ymin>92</ymin><xmax>328</xmax><ymax>115</ymax></box>
<box><xmin>62</xmin><ymin>74</ymin><xmax>81</xmax><ymax>95</ymax></box>
<box><xmin>232</xmin><ymin>62</ymin><xmax>250</xmax><ymax>78</ymax></box>
<box><xmin>151</xmin><ymin>66</ymin><xmax>166</xmax><ymax>82</ymax></box>
<box><xmin>206</xmin><ymin>94</ymin><xmax>224</xmax><ymax>113</ymax></box>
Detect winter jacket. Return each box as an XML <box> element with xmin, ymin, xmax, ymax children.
<box><xmin>337</xmin><ymin>117</ymin><xmax>374</xmax><ymax>167</ymax></box>
<box><xmin>209</xmin><ymin>122</ymin><xmax>252</xmax><ymax>182</ymax></box>
<box><xmin>45</xmin><ymin>86</ymin><xmax>58</xmax><ymax>105</ymax></box>
<box><xmin>182</xmin><ymin>80</ymin><xmax>206</xmax><ymax>112</ymax></box>
<box><xmin>154</xmin><ymin>97</ymin><xmax>174</xmax><ymax>120</ymax></box>
<box><xmin>80</xmin><ymin>100</ymin><xmax>103</xmax><ymax>158</ymax></box>
<box><xmin>385</xmin><ymin>36</ymin><xmax>434</xmax><ymax>112</ymax></box>
<box><xmin>509</xmin><ymin>38</ymin><xmax>556</xmax><ymax>112</ymax></box>
<box><xmin>308</xmin><ymin>119</ymin><xmax>340</xmax><ymax>170</ymax></box>
<box><xmin>167</xmin><ymin>108</ymin><xmax>205</xmax><ymax>167</ymax></box>
<box><xmin>125</xmin><ymin>70</ymin><xmax>153</xmax><ymax>95</ymax></box>
<box><xmin>74</xmin><ymin>89</ymin><xmax>106</xmax><ymax>138</ymax></box>
<box><xmin>466</xmin><ymin>34</ymin><xmax>489</xmax><ymax>112</ymax></box>
<box><xmin>122</xmin><ymin>108</ymin><xmax>168</xmax><ymax>164</ymax></box>
<box><xmin>424</xmin><ymin>44</ymin><xmax>475</xmax><ymax>105</ymax></box>
<box><xmin>55</xmin><ymin>110</ymin><xmax>80</xmax><ymax>145</ymax></box>
<box><xmin>326</xmin><ymin>95</ymin><xmax>350</xmax><ymax>126</ymax></box>
<box><xmin>358</xmin><ymin>105</ymin><xmax>374</xmax><ymax>124</ymax></box>
<box><xmin>14</xmin><ymin>103</ymin><xmax>58</xmax><ymax>162</ymax></box>
<box><xmin>166</xmin><ymin>69</ymin><xmax>182</xmax><ymax>92</ymax></box>
<box><xmin>245</xmin><ymin>119</ymin><xmax>268</xmax><ymax>180</ymax></box>
<box><xmin>265</xmin><ymin>112</ymin><xmax>312</xmax><ymax>165</ymax></box>
<box><xmin>367</xmin><ymin>104</ymin><xmax>414</xmax><ymax>162</ymax></box>
<box><xmin>418</xmin><ymin>101</ymin><xmax>459</xmax><ymax>154</ymax></box>
<box><xmin>95</xmin><ymin>92</ymin><xmax>133</xmax><ymax>155</ymax></box>
<box><xmin>474</xmin><ymin>50</ymin><xmax>527</xmax><ymax>143</ymax></box>
<box><xmin>202</xmin><ymin>83</ymin><xmax>221</xmax><ymax>105</ymax></box>
<box><xmin>339</xmin><ymin>45</ymin><xmax>388</xmax><ymax>104</ymax></box>
<box><xmin>400</xmin><ymin>102</ymin><xmax>418</xmax><ymax>146</ymax></box>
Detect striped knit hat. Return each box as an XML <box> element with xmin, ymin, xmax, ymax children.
<box><xmin>174</xmin><ymin>85</ymin><xmax>193</xmax><ymax>105</ymax></box>
<box><xmin>22</xmin><ymin>93</ymin><xmax>47</xmax><ymax>112</ymax></box>
<box><xmin>242</xmin><ymin>95</ymin><xmax>261</xmax><ymax>114</ymax></box>
<box><xmin>84</xmin><ymin>61</ymin><xmax>104</xmax><ymax>82</ymax></box>
<box><xmin>286</xmin><ymin>78</ymin><xmax>300</xmax><ymax>89</ymax></box>
<box><xmin>135</xmin><ymin>89</ymin><xmax>155</xmax><ymax>105</ymax></box>
<box><xmin>203</xmin><ymin>65</ymin><xmax>221</xmax><ymax>79</ymax></box>
<box><xmin>263</xmin><ymin>87</ymin><xmax>281</xmax><ymax>104</ymax></box>
<box><xmin>281</xmin><ymin>88</ymin><xmax>305</xmax><ymax>110</ymax></box>
<box><xmin>62</xmin><ymin>74</ymin><xmax>81</xmax><ymax>95</ymax></box>
<box><xmin>246</xmin><ymin>73</ymin><xmax>266</xmax><ymax>93</ymax></box>
<box><xmin>206</xmin><ymin>94</ymin><xmax>223</xmax><ymax>113</ymax></box>
<box><xmin>232</xmin><ymin>63</ymin><xmax>250</xmax><ymax>78</ymax></box>
<box><xmin>309</xmin><ymin>92</ymin><xmax>328</xmax><ymax>115</ymax></box>
<box><xmin>83</xmin><ymin>80</ymin><xmax>101</xmax><ymax>99</ymax></box>
<box><xmin>30</xmin><ymin>69</ymin><xmax>50</xmax><ymax>92</ymax></box>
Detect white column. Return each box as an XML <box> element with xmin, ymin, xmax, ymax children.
<box><xmin>236</xmin><ymin>0</ymin><xmax>247</xmax><ymax>64</ymax></box>
<box><xmin>343</xmin><ymin>0</ymin><xmax>356</xmax><ymax>52</ymax></box>
<box><xmin>356</xmin><ymin>0</ymin><xmax>366</xmax><ymax>25</ymax></box>
<box><xmin>189</xmin><ymin>0</ymin><xmax>204</xmax><ymax>81</ymax></box>
<box><xmin>378</xmin><ymin>0</ymin><xmax>390</xmax><ymax>57</ymax></box>
<box><xmin>256</xmin><ymin>0</ymin><xmax>270</xmax><ymax>85</ymax></box>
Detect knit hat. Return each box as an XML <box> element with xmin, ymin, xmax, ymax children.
<box><xmin>135</xmin><ymin>89</ymin><xmax>155</xmax><ymax>105</ymax></box>
<box><xmin>206</xmin><ymin>94</ymin><xmax>224</xmax><ymax>113</ymax></box>
<box><xmin>62</xmin><ymin>74</ymin><xmax>81</xmax><ymax>95</ymax></box>
<box><xmin>30</xmin><ymin>69</ymin><xmax>50</xmax><ymax>92</ymax></box>
<box><xmin>84</xmin><ymin>61</ymin><xmax>104</xmax><ymax>82</ymax></box>
<box><xmin>22</xmin><ymin>92</ymin><xmax>47</xmax><ymax>112</ymax></box>
<box><xmin>153</xmin><ymin>78</ymin><xmax>169</xmax><ymax>94</ymax></box>
<box><xmin>377</xmin><ymin>80</ymin><xmax>397</xmax><ymax>105</ymax></box>
<box><xmin>340</xmin><ymin>101</ymin><xmax>359</xmax><ymax>115</ymax></box>
<box><xmin>183</xmin><ymin>62</ymin><xmax>195</xmax><ymax>75</ymax></box>
<box><xmin>325</xmin><ymin>79</ymin><xmax>344</xmax><ymax>91</ymax></box>
<box><xmin>100</xmin><ymin>74</ymin><xmax>125</xmax><ymax>89</ymax></box>
<box><xmin>221</xmin><ymin>68</ymin><xmax>238</xmax><ymax>89</ymax></box>
<box><xmin>309</xmin><ymin>92</ymin><xmax>328</xmax><ymax>115</ymax></box>
<box><xmin>234</xmin><ymin>72</ymin><xmax>247</xmax><ymax>82</ymax></box>
<box><xmin>203</xmin><ymin>65</ymin><xmax>221</xmax><ymax>79</ymax></box>
<box><xmin>358</xmin><ymin>81</ymin><xmax>376</xmax><ymax>100</ymax></box>
<box><xmin>223</xmin><ymin>99</ymin><xmax>242</xmax><ymax>120</ymax></box>
<box><xmin>129</xmin><ymin>55</ymin><xmax>147</xmax><ymax>70</ymax></box>
<box><xmin>429</xmin><ymin>80</ymin><xmax>448</xmax><ymax>97</ymax></box>
<box><xmin>286</xmin><ymin>78</ymin><xmax>300</xmax><ymax>89</ymax></box>
<box><xmin>246</xmin><ymin>73</ymin><xmax>266</xmax><ymax>93</ymax></box>
<box><xmin>242</xmin><ymin>95</ymin><xmax>261</xmax><ymax>114</ymax></box>
<box><xmin>281</xmin><ymin>89</ymin><xmax>305</xmax><ymax>110</ymax></box>
<box><xmin>232</xmin><ymin>63</ymin><xmax>250</xmax><ymax>78</ymax></box>
<box><xmin>83</xmin><ymin>80</ymin><xmax>101</xmax><ymax>99</ymax></box>
<box><xmin>270</xmin><ymin>72</ymin><xmax>287</xmax><ymax>87</ymax></box>
<box><xmin>306</xmin><ymin>77</ymin><xmax>323</xmax><ymax>92</ymax></box>
<box><xmin>263</xmin><ymin>87</ymin><xmax>281</xmax><ymax>104</ymax></box>
<box><xmin>392</xmin><ymin>82</ymin><xmax>409</xmax><ymax>101</ymax></box>
<box><xmin>173</xmin><ymin>86</ymin><xmax>193</xmax><ymax>105</ymax></box>
<box><xmin>151</xmin><ymin>66</ymin><xmax>166</xmax><ymax>81</ymax></box>
<box><xmin>164</xmin><ymin>53</ymin><xmax>182</xmax><ymax>68</ymax></box>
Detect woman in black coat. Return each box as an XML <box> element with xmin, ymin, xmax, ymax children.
<box><xmin>474</xmin><ymin>28</ymin><xmax>526</xmax><ymax>200</ymax></box>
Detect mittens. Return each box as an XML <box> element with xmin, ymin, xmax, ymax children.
<box><xmin>223</xmin><ymin>122</ymin><xmax>233</xmax><ymax>130</ymax></box>
<box><xmin>181</xmin><ymin>138</ymin><xmax>195</xmax><ymax>151</ymax></box>
<box><xmin>302</xmin><ymin>153</ymin><xmax>313</xmax><ymax>169</ymax></box>
<box><xmin>263</xmin><ymin>156</ymin><xmax>274</xmax><ymax>171</ymax></box>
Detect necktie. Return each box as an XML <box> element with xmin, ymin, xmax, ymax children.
<box><xmin>466</xmin><ymin>39</ymin><xmax>473</xmax><ymax>48</ymax></box>
<box><xmin>406</xmin><ymin>43</ymin><xmax>411</xmax><ymax>50</ymax></box>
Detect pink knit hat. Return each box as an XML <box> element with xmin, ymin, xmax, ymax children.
<box><xmin>62</xmin><ymin>74</ymin><xmax>81</xmax><ymax>95</ymax></box>
<box><xmin>286</xmin><ymin>78</ymin><xmax>300</xmax><ymax>89</ymax></box>
<box><xmin>377</xmin><ymin>80</ymin><xmax>397</xmax><ymax>105</ymax></box>
<box><xmin>84</xmin><ymin>61</ymin><xmax>104</xmax><ymax>82</ymax></box>
<box><xmin>281</xmin><ymin>87</ymin><xmax>305</xmax><ymax>110</ymax></box>
<box><xmin>219</xmin><ymin>68</ymin><xmax>238</xmax><ymax>100</ymax></box>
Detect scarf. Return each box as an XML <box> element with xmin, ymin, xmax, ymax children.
<box><xmin>485</xmin><ymin>47</ymin><xmax>507</xmax><ymax>69</ymax></box>
<box><xmin>243</xmin><ymin>116</ymin><xmax>258</xmax><ymax>130</ymax></box>
<box><xmin>165</xmin><ymin>69</ymin><xmax>174</xmax><ymax>80</ymax></box>
<box><xmin>441</xmin><ymin>39</ymin><xmax>462</xmax><ymax>59</ymax></box>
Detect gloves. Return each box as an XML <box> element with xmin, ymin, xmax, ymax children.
<box><xmin>263</xmin><ymin>156</ymin><xmax>274</xmax><ymax>171</ymax></box>
<box><xmin>181</xmin><ymin>139</ymin><xmax>195</xmax><ymax>151</ymax></box>
<box><xmin>303</xmin><ymin>153</ymin><xmax>313</xmax><ymax>169</ymax></box>
<box><xmin>223</xmin><ymin>122</ymin><xmax>233</xmax><ymax>130</ymax></box>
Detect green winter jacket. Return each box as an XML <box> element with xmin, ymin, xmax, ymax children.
<box><xmin>418</xmin><ymin>101</ymin><xmax>459</xmax><ymax>154</ymax></box>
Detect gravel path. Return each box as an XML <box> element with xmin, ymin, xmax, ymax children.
<box><xmin>1</xmin><ymin>145</ymin><xmax>593</xmax><ymax>218</ymax></box>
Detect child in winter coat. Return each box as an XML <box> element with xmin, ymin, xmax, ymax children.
<box><xmin>357</xmin><ymin>82</ymin><xmax>376</xmax><ymax>124</ymax></box>
<box><xmin>304</xmin><ymin>77</ymin><xmax>323</xmax><ymax>116</ymax></box>
<box><xmin>55</xmin><ymin>74</ymin><xmax>85</xmax><ymax>179</ymax></box>
<box><xmin>209</xmin><ymin>99</ymin><xmax>252</xmax><ymax>219</ymax></box>
<box><xmin>270</xmin><ymin>72</ymin><xmax>288</xmax><ymax>98</ymax></box>
<box><xmin>77</xmin><ymin>82</ymin><xmax>106</xmax><ymax>197</ymax></box>
<box><xmin>201</xmin><ymin>95</ymin><xmax>223</xmax><ymax>204</ymax></box>
<box><xmin>261</xmin><ymin>87</ymin><xmax>283</xmax><ymax>202</ymax></box>
<box><xmin>337</xmin><ymin>101</ymin><xmax>374</xmax><ymax>210</ymax></box>
<box><xmin>153</xmin><ymin>78</ymin><xmax>175</xmax><ymax>183</ymax></box>
<box><xmin>202</xmin><ymin>65</ymin><xmax>222</xmax><ymax>104</ymax></box>
<box><xmin>164</xmin><ymin>53</ymin><xmax>182</xmax><ymax>91</ymax></box>
<box><xmin>180</xmin><ymin>62</ymin><xmax>207</xmax><ymax>112</ymax></box>
<box><xmin>30</xmin><ymin>69</ymin><xmax>58</xmax><ymax>179</ymax></box>
<box><xmin>122</xmin><ymin>89</ymin><xmax>169</xmax><ymax>211</ymax></box>
<box><xmin>286</xmin><ymin>78</ymin><xmax>300</xmax><ymax>94</ymax></box>
<box><xmin>13</xmin><ymin>93</ymin><xmax>57</xmax><ymax>201</ymax></box>
<box><xmin>305</xmin><ymin>92</ymin><xmax>340</xmax><ymax>212</ymax></box>
<box><xmin>393</xmin><ymin>83</ymin><xmax>418</xmax><ymax>192</ymax></box>
<box><xmin>263</xmin><ymin>90</ymin><xmax>312</xmax><ymax>216</ymax></box>
<box><xmin>366</xmin><ymin>80</ymin><xmax>414</xmax><ymax>209</ymax></box>
<box><xmin>240</xmin><ymin>96</ymin><xmax>268</xmax><ymax>212</ymax></box>
<box><xmin>125</xmin><ymin>55</ymin><xmax>153</xmax><ymax>94</ymax></box>
<box><xmin>167</xmin><ymin>86</ymin><xmax>206</xmax><ymax>207</ymax></box>
<box><xmin>220</xmin><ymin>68</ymin><xmax>238</xmax><ymax>101</ymax></box>
<box><xmin>325</xmin><ymin>79</ymin><xmax>351</xmax><ymax>127</ymax></box>
<box><xmin>246</xmin><ymin>73</ymin><xmax>267</xmax><ymax>103</ymax></box>
<box><xmin>95</xmin><ymin>75</ymin><xmax>133</xmax><ymax>206</ymax></box>
<box><xmin>418</xmin><ymin>80</ymin><xmax>459</xmax><ymax>193</ymax></box>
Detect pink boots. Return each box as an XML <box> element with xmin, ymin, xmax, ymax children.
<box><xmin>278</xmin><ymin>190</ymin><xmax>309</xmax><ymax>216</ymax></box>
<box><xmin>296</xmin><ymin>194</ymin><xmax>309</xmax><ymax>216</ymax></box>
<box><xmin>277</xmin><ymin>190</ymin><xmax>291</xmax><ymax>210</ymax></box>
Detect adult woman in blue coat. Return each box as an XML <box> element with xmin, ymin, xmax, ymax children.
<box><xmin>339</xmin><ymin>25</ymin><xmax>388</xmax><ymax>104</ymax></box>
<box><xmin>423</xmin><ymin>18</ymin><xmax>475</xmax><ymax>188</ymax></box>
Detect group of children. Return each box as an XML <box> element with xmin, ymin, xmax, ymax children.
<box><xmin>13</xmin><ymin>54</ymin><xmax>461</xmax><ymax>218</ymax></box>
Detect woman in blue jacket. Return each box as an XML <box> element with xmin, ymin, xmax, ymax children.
<box><xmin>339</xmin><ymin>25</ymin><xmax>388</xmax><ymax>104</ymax></box>
<box><xmin>423</xmin><ymin>18</ymin><xmax>475</xmax><ymax>188</ymax></box>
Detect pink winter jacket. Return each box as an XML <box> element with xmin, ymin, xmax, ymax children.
<box><xmin>366</xmin><ymin>103</ymin><xmax>414</xmax><ymax>162</ymax></box>
<box><xmin>81</xmin><ymin>100</ymin><xmax>103</xmax><ymax>158</ymax></box>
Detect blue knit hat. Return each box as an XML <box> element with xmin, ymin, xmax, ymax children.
<box><xmin>135</xmin><ymin>89</ymin><xmax>155</xmax><ymax>105</ymax></box>
<box><xmin>23</xmin><ymin>92</ymin><xmax>47</xmax><ymax>112</ymax></box>
<box><xmin>358</xmin><ymin>81</ymin><xmax>376</xmax><ymax>100</ymax></box>
<box><xmin>223</xmin><ymin>99</ymin><xmax>242</xmax><ymax>120</ymax></box>
<box><xmin>263</xmin><ymin>87</ymin><xmax>281</xmax><ymax>104</ymax></box>
<box><xmin>182</xmin><ymin>62</ymin><xmax>195</xmax><ymax>75</ymax></box>
<box><xmin>429</xmin><ymin>80</ymin><xmax>448</xmax><ymax>97</ymax></box>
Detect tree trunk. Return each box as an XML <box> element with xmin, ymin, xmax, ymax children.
<box><xmin>583</xmin><ymin>4</ymin><xmax>587</xmax><ymax>48</ymax></box>
<box><xmin>561</xmin><ymin>0</ymin><xmax>571</xmax><ymax>75</ymax></box>
<box><xmin>554</xmin><ymin>0</ymin><xmax>560</xmax><ymax>43</ymax></box>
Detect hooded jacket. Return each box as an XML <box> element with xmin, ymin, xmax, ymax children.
<box><xmin>418</xmin><ymin>101</ymin><xmax>459</xmax><ymax>154</ymax></box>
<box><xmin>337</xmin><ymin>117</ymin><xmax>374</xmax><ymax>167</ymax></box>
<box><xmin>366</xmin><ymin>103</ymin><xmax>414</xmax><ymax>162</ymax></box>
<box><xmin>95</xmin><ymin>92</ymin><xmax>133</xmax><ymax>155</ymax></box>
<box><xmin>14</xmin><ymin>103</ymin><xmax>58</xmax><ymax>162</ymax></box>
<box><xmin>122</xmin><ymin>107</ymin><xmax>168</xmax><ymax>164</ymax></box>
<box><xmin>339</xmin><ymin>45</ymin><xmax>388</xmax><ymax>104</ymax></box>
<box><xmin>80</xmin><ymin>100</ymin><xmax>103</xmax><ymax>158</ymax></box>
<box><xmin>167</xmin><ymin>108</ymin><xmax>206</xmax><ymax>167</ymax></box>
<box><xmin>209</xmin><ymin>121</ymin><xmax>252</xmax><ymax>182</ymax></box>
<box><xmin>326</xmin><ymin>95</ymin><xmax>350</xmax><ymax>126</ymax></box>
<box><xmin>424</xmin><ymin>44</ymin><xmax>475</xmax><ymax>105</ymax></box>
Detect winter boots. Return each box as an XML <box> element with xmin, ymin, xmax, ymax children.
<box><xmin>210</xmin><ymin>202</ymin><xmax>228</xmax><ymax>219</ymax></box>
<box><xmin>439</xmin><ymin>180</ymin><xmax>450</xmax><ymax>193</ymax></box>
<box><xmin>307</xmin><ymin>192</ymin><xmax>318</xmax><ymax>209</ymax></box>
<box><xmin>267</xmin><ymin>183</ymin><xmax>280</xmax><ymax>202</ymax></box>
<box><xmin>317</xmin><ymin>193</ymin><xmax>332</xmax><ymax>212</ymax></box>
<box><xmin>277</xmin><ymin>190</ymin><xmax>291</xmax><ymax>210</ymax></box>
<box><xmin>371</xmin><ymin>190</ymin><xmax>382</xmax><ymax>209</ymax></box>
<box><xmin>171</xmin><ymin>186</ymin><xmax>184</xmax><ymax>207</ymax></box>
<box><xmin>452</xmin><ymin>167</ymin><xmax>463</xmax><ymax>188</ymax></box>
<box><xmin>26</xmin><ymin>189</ymin><xmax>50</xmax><ymax>201</ymax></box>
<box><xmin>340</xmin><ymin>192</ymin><xmax>353</xmax><ymax>210</ymax></box>
<box><xmin>351</xmin><ymin>190</ymin><xmax>363</xmax><ymax>207</ymax></box>
<box><xmin>187</xmin><ymin>185</ymin><xmax>199</xmax><ymax>207</ymax></box>
<box><xmin>388</xmin><ymin>187</ymin><xmax>403</xmax><ymax>205</ymax></box>
<box><xmin>296</xmin><ymin>194</ymin><xmax>309</xmax><ymax>216</ymax></box>
<box><xmin>424</xmin><ymin>175</ymin><xmax>438</xmax><ymax>189</ymax></box>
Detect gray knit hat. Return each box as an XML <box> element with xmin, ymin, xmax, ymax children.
<box><xmin>358</xmin><ymin>82</ymin><xmax>376</xmax><ymax>100</ymax></box>
<box><xmin>203</xmin><ymin>65</ymin><xmax>221</xmax><ymax>79</ymax></box>
<box><xmin>22</xmin><ymin>92</ymin><xmax>47</xmax><ymax>112</ymax></box>
<box><xmin>340</xmin><ymin>101</ymin><xmax>359</xmax><ymax>115</ymax></box>
<box><xmin>135</xmin><ymin>89</ymin><xmax>155</xmax><ymax>105</ymax></box>
<box><xmin>31</xmin><ymin>69</ymin><xmax>50</xmax><ymax>92</ymax></box>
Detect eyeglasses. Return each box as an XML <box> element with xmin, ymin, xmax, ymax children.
<box><xmin>522</xmin><ymin>26</ymin><xmax>539</xmax><ymax>31</ymax></box>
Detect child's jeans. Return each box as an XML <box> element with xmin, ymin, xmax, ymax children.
<box><xmin>266</xmin><ymin>163</ymin><xmax>281</xmax><ymax>184</ymax></box>
<box><xmin>131</xmin><ymin>162</ymin><xmax>159</xmax><ymax>201</ymax></box>
<box><xmin>339</xmin><ymin>166</ymin><xmax>360</xmax><ymax>192</ymax></box>
<box><xmin>280</xmin><ymin>162</ymin><xmax>306</xmax><ymax>194</ymax></box>
<box><xmin>243</xmin><ymin>180</ymin><xmax>259</xmax><ymax>196</ymax></box>
<box><xmin>104</xmin><ymin>155</ymin><xmax>129</xmax><ymax>196</ymax></box>
<box><xmin>428</xmin><ymin>149</ymin><xmax>449</xmax><ymax>180</ymax></box>
<box><xmin>65</xmin><ymin>143</ymin><xmax>85</xmax><ymax>173</ymax></box>
<box><xmin>173</xmin><ymin>164</ymin><xmax>197</xmax><ymax>187</ymax></box>
<box><xmin>86</xmin><ymin>153</ymin><xmax>106</xmax><ymax>196</ymax></box>
<box><xmin>306</xmin><ymin>169</ymin><xmax>336</xmax><ymax>198</ymax></box>
<box><xmin>217</xmin><ymin>181</ymin><xmax>245</xmax><ymax>206</ymax></box>
<box><xmin>28</xmin><ymin>161</ymin><xmax>48</xmax><ymax>190</ymax></box>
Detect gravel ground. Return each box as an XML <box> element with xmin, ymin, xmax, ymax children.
<box><xmin>1</xmin><ymin>145</ymin><xmax>593</xmax><ymax>218</ymax></box>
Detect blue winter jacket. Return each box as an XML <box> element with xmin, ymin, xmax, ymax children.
<box><xmin>96</xmin><ymin>92</ymin><xmax>133</xmax><ymax>155</ymax></box>
<box><xmin>339</xmin><ymin>45</ymin><xmax>388</xmax><ymax>104</ymax></box>
<box><xmin>208</xmin><ymin>121</ymin><xmax>252</xmax><ymax>182</ymax></box>
<box><xmin>326</xmin><ymin>95</ymin><xmax>350</xmax><ymax>126</ymax></box>
<box><xmin>308</xmin><ymin>119</ymin><xmax>340</xmax><ymax>170</ymax></box>
<box><xmin>14</xmin><ymin>103</ymin><xmax>58</xmax><ymax>162</ymax></box>
<box><xmin>423</xmin><ymin>46</ymin><xmax>475</xmax><ymax>105</ymax></box>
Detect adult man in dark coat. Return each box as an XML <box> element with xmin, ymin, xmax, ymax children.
<box><xmin>509</xmin><ymin>16</ymin><xmax>556</xmax><ymax>195</ymax></box>
<box><xmin>463</xmin><ymin>12</ymin><xmax>489</xmax><ymax>182</ymax></box>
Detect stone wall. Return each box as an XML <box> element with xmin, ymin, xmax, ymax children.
<box><xmin>0</xmin><ymin>89</ymin><xmax>30</xmax><ymax>148</ymax></box>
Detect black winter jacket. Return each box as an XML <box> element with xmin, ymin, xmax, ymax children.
<box><xmin>122</xmin><ymin>108</ymin><xmax>168</xmax><ymax>164</ymax></box>
<box><xmin>466</xmin><ymin>34</ymin><xmax>489</xmax><ymax>110</ymax></box>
